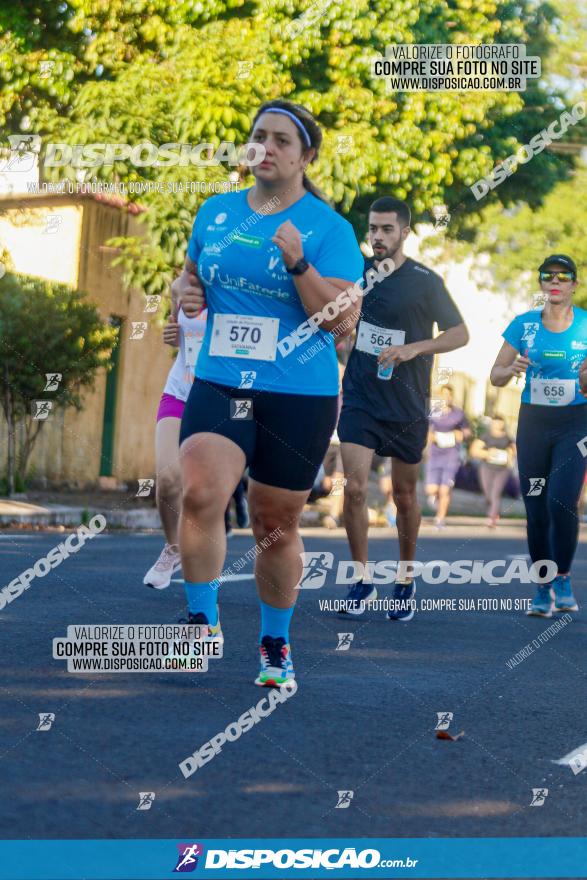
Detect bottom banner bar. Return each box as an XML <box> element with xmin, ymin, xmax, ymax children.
<box><xmin>0</xmin><ymin>838</ymin><xmax>586</xmax><ymax>879</ymax></box>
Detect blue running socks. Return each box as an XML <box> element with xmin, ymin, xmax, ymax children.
<box><xmin>184</xmin><ymin>581</ymin><xmax>218</xmax><ymax>625</ymax></box>
<box><xmin>259</xmin><ymin>600</ymin><xmax>295</xmax><ymax>642</ymax></box>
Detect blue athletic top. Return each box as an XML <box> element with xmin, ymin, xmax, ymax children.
<box><xmin>503</xmin><ymin>307</ymin><xmax>587</xmax><ymax>406</ymax></box>
<box><xmin>186</xmin><ymin>189</ymin><xmax>364</xmax><ymax>395</ymax></box>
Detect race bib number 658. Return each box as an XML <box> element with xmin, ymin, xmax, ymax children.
<box><xmin>530</xmin><ymin>378</ymin><xmax>576</xmax><ymax>407</ymax></box>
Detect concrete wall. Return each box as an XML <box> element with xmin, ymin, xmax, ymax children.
<box><xmin>0</xmin><ymin>195</ymin><xmax>174</xmax><ymax>487</ymax></box>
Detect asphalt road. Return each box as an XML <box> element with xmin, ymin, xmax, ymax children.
<box><xmin>1</xmin><ymin>525</ymin><xmax>586</xmax><ymax>848</ymax></box>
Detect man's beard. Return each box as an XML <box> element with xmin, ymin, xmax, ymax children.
<box><xmin>373</xmin><ymin>237</ymin><xmax>402</xmax><ymax>265</ymax></box>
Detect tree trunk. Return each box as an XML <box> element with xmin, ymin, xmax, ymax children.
<box><xmin>19</xmin><ymin>415</ymin><xmax>44</xmax><ymax>485</ymax></box>
<box><xmin>3</xmin><ymin>363</ymin><xmax>15</xmax><ymax>496</ymax></box>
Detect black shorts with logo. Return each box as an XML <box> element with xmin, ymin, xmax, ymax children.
<box><xmin>180</xmin><ymin>379</ymin><xmax>339</xmax><ymax>491</ymax></box>
<box><xmin>337</xmin><ymin>404</ymin><xmax>428</xmax><ymax>465</ymax></box>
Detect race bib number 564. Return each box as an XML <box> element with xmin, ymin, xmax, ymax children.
<box><xmin>356</xmin><ymin>320</ymin><xmax>405</xmax><ymax>356</ymax></box>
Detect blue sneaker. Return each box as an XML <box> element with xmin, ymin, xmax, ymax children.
<box><xmin>339</xmin><ymin>580</ymin><xmax>378</xmax><ymax>616</ymax></box>
<box><xmin>386</xmin><ymin>580</ymin><xmax>417</xmax><ymax>621</ymax></box>
<box><xmin>526</xmin><ymin>584</ymin><xmax>553</xmax><ymax>618</ymax></box>
<box><xmin>552</xmin><ymin>575</ymin><xmax>578</xmax><ymax>612</ymax></box>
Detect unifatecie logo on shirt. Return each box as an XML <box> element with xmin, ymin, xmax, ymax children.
<box><xmin>542</xmin><ymin>350</ymin><xmax>566</xmax><ymax>359</ymax></box>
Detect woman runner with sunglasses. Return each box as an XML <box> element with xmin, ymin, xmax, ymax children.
<box><xmin>172</xmin><ymin>99</ymin><xmax>364</xmax><ymax>687</ymax></box>
<box><xmin>490</xmin><ymin>254</ymin><xmax>587</xmax><ymax>616</ymax></box>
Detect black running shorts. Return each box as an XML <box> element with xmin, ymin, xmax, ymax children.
<box><xmin>180</xmin><ymin>379</ymin><xmax>339</xmax><ymax>491</ymax></box>
<box><xmin>337</xmin><ymin>404</ymin><xmax>428</xmax><ymax>465</ymax></box>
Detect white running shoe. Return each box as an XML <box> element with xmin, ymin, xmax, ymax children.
<box><xmin>143</xmin><ymin>543</ymin><xmax>181</xmax><ymax>590</ymax></box>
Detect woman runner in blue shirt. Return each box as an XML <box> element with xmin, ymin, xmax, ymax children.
<box><xmin>172</xmin><ymin>99</ymin><xmax>365</xmax><ymax>687</ymax></box>
<box><xmin>490</xmin><ymin>254</ymin><xmax>587</xmax><ymax>616</ymax></box>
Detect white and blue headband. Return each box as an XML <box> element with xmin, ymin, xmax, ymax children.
<box><xmin>261</xmin><ymin>108</ymin><xmax>313</xmax><ymax>148</ymax></box>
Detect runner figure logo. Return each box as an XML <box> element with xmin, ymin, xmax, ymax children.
<box><xmin>330</xmin><ymin>477</ymin><xmax>347</xmax><ymax>496</ymax></box>
<box><xmin>130</xmin><ymin>322</ymin><xmax>147</xmax><ymax>340</ymax></box>
<box><xmin>570</xmin><ymin>750</ymin><xmax>587</xmax><ymax>775</ymax></box>
<box><xmin>36</xmin><ymin>713</ymin><xmax>55</xmax><ymax>731</ymax></box>
<box><xmin>532</xmin><ymin>293</ymin><xmax>546</xmax><ymax>309</ymax></box>
<box><xmin>435</xmin><ymin>712</ymin><xmax>453</xmax><ymax>731</ymax></box>
<box><xmin>44</xmin><ymin>373</ymin><xmax>62</xmax><ymax>391</ymax></box>
<box><xmin>1</xmin><ymin>134</ymin><xmax>41</xmax><ymax>172</ymax></box>
<box><xmin>530</xmin><ymin>788</ymin><xmax>549</xmax><ymax>806</ymax></box>
<box><xmin>527</xmin><ymin>478</ymin><xmax>546</xmax><ymax>497</ymax></box>
<box><xmin>428</xmin><ymin>397</ymin><xmax>444</xmax><ymax>418</ymax></box>
<box><xmin>173</xmin><ymin>844</ymin><xmax>204</xmax><ymax>872</ymax></box>
<box><xmin>297</xmin><ymin>552</ymin><xmax>334</xmax><ymax>589</ymax></box>
<box><xmin>144</xmin><ymin>295</ymin><xmax>161</xmax><ymax>313</ymax></box>
<box><xmin>236</xmin><ymin>61</ymin><xmax>253</xmax><ymax>79</ymax></box>
<box><xmin>433</xmin><ymin>212</ymin><xmax>451</xmax><ymax>230</ymax></box>
<box><xmin>231</xmin><ymin>399</ymin><xmax>253</xmax><ymax>420</ymax></box>
<box><xmin>136</xmin><ymin>479</ymin><xmax>155</xmax><ymax>497</ymax></box>
<box><xmin>335</xmin><ymin>790</ymin><xmax>354</xmax><ymax>809</ymax></box>
<box><xmin>336</xmin><ymin>135</ymin><xmax>354</xmax><ymax>154</ymax></box>
<box><xmin>336</xmin><ymin>633</ymin><xmax>354</xmax><ymax>651</ymax></box>
<box><xmin>136</xmin><ymin>792</ymin><xmax>155</xmax><ymax>811</ymax></box>
<box><xmin>437</xmin><ymin>366</ymin><xmax>453</xmax><ymax>385</ymax></box>
<box><xmin>32</xmin><ymin>401</ymin><xmax>53</xmax><ymax>420</ymax></box>
<box><xmin>43</xmin><ymin>215</ymin><xmax>62</xmax><ymax>235</ymax></box>
<box><xmin>239</xmin><ymin>371</ymin><xmax>256</xmax><ymax>389</ymax></box>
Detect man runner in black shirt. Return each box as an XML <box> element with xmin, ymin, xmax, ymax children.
<box><xmin>338</xmin><ymin>197</ymin><xmax>469</xmax><ymax>619</ymax></box>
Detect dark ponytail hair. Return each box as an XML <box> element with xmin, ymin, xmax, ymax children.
<box><xmin>250</xmin><ymin>99</ymin><xmax>331</xmax><ymax>204</ymax></box>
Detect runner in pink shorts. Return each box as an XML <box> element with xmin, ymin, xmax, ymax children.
<box><xmin>143</xmin><ymin>303</ymin><xmax>206</xmax><ymax>589</ymax></box>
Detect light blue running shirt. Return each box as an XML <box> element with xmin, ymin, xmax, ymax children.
<box><xmin>503</xmin><ymin>307</ymin><xmax>587</xmax><ymax>406</ymax></box>
<box><xmin>186</xmin><ymin>188</ymin><xmax>364</xmax><ymax>395</ymax></box>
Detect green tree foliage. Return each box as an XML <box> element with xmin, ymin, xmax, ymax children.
<box><xmin>1</xmin><ymin>0</ymin><xmax>580</xmax><ymax>296</ymax></box>
<box><xmin>0</xmin><ymin>273</ymin><xmax>117</xmax><ymax>490</ymax></box>
<box><xmin>422</xmin><ymin>0</ymin><xmax>587</xmax><ymax>297</ymax></box>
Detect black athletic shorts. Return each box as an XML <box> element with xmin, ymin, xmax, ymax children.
<box><xmin>337</xmin><ymin>404</ymin><xmax>428</xmax><ymax>464</ymax></box>
<box><xmin>180</xmin><ymin>379</ymin><xmax>339</xmax><ymax>491</ymax></box>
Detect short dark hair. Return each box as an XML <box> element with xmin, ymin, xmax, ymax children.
<box><xmin>369</xmin><ymin>197</ymin><xmax>411</xmax><ymax>227</ymax></box>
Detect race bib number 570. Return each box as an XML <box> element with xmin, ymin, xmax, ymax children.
<box><xmin>209</xmin><ymin>314</ymin><xmax>279</xmax><ymax>361</ymax></box>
